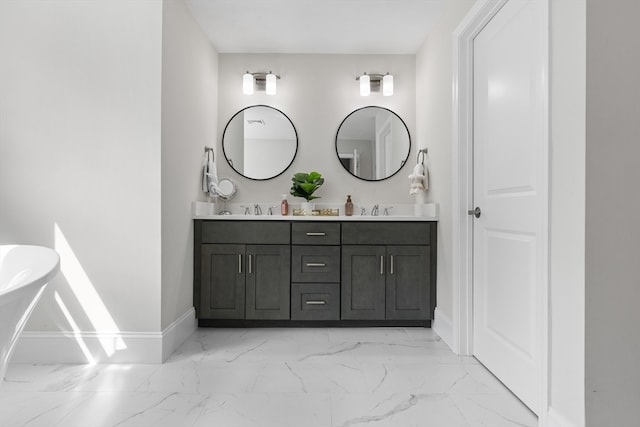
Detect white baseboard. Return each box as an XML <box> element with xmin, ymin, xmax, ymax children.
<box><xmin>546</xmin><ymin>407</ymin><xmax>579</xmax><ymax>427</ymax></box>
<box><xmin>432</xmin><ymin>307</ymin><xmax>454</xmax><ymax>351</ymax></box>
<box><xmin>12</xmin><ymin>308</ymin><xmax>196</xmax><ymax>365</ymax></box>
<box><xmin>162</xmin><ymin>307</ymin><xmax>198</xmax><ymax>362</ymax></box>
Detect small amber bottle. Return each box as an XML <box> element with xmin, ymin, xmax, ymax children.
<box><xmin>281</xmin><ymin>194</ymin><xmax>289</xmax><ymax>215</ymax></box>
<box><xmin>345</xmin><ymin>195</ymin><xmax>354</xmax><ymax>216</ymax></box>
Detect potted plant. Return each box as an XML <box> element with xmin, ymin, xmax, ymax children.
<box><xmin>290</xmin><ymin>171</ymin><xmax>324</xmax><ymax>214</ymax></box>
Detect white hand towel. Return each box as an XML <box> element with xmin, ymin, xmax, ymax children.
<box><xmin>409</xmin><ymin>163</ymin><xmax>426</xmax><ymax>195</ymax></box>
<box><xmin>202</xmin><ymin>152</ymin><xmax>209</xmax><ymax>193</ymax></box>
<box><xmin>202</xmin><ymin>151</ymin><xmax>219</xmax><ymax>198</ymax></box>
<box><xmin>206</xmin><ymin>151</ymin><xmax>219</xmax><ymax>198</ymax></box>
<box><xmin>423</xmin><ymin>155</ymin><xmax>429</xmax><ymax>191</ymax></box>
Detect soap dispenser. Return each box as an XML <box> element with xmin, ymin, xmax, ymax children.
<box><xmin>280</xmin><ymin>194</ymin><xmax>289</xmax><ymax>215</ymax></box>
<box><xmin>345</xmin><ymin>195</ymin><xmax>354</xmax><ymax>216</ymax></box>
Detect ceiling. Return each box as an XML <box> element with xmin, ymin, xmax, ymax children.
<box><xmin>184</xmin><ymin>0</ymin><xmax>447</xmax><ymax>54</ymax></box>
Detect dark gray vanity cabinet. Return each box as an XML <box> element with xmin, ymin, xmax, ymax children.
<box><xmin>341</xmin><ymin>245</ymin><xmax>386</xmax><ymax>320</ymax></box>
<box><xmin>245</xmin><ymin>244</ymin><xmax>291</xmax><ymax>320</ymax></box>
<box><xmin>384</xmin><ymin>245</ymin><xmax>431</xmax><ymax>320</ymax></box>
<box><xmin>194</xmin><ymin>219</ymin><xmax>436</xmax><ymax>326</ymax></box>
<box><xmin>341</xmin><ymin>222</ymin><xmax>435</xmax><ymax>321</ymax></box>
<box><xmin>199</xmin><ymin>244</ymin><xmax>245</xmax><ymax>319</ymax></box>
<box><xmin>194</xmin><ymin>221</ymin><xmax>290</xmax><ymax>320</ymax></box>
<box><xmin>290</xmin><ymin>222</ymin><xmax>341</xmax><ymax>321</ymax></box>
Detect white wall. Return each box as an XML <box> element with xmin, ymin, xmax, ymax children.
<box><xmin>548</xmin><ymin>0</ymin><xmax>587</xmax><ymax>425</ymax></box>
<box><xmin>415</xmin><ymin>0</ymin><xmax>475</xmax><ymax>324</ymax></box>
<box><xmin>0</xmin><ymin>0</ymin><xmax>163</xmax><ymax>351</ymax></box>
<box><xmin>161</xmin><ymin>0</ymin><xmax>218</xmax><ymax>331</ymax></box>
<box><xmin>585</xmin><ymin>0</ymin><xmax>640</xmax><ymax>425</ymax></box>
<box><xmin>214</xmin><ymin>54</ymin><xmax>416</xmax><ymax>207</ymax></box>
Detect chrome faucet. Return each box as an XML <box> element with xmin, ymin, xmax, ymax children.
<box><xmin>268</xmin><ymin>205</ymin><xmax>277</xmax><ymax>215</ymax></box>
<box><xmin>254</xmin><ymin>204</ymin><xmax>262</xmax><ymax>215</ymax></box>
<box><xmin>242</xmin><ymin>205</ymin><xmax>250</xmax><ymax>215</ymax></box>
<box><xmin>371</xmin><ymin>204</ymin><xmax>379</xmax><ymax>216</ymax></box>
<box><xmin>360</xmin><ymin>207</ymin><xmax>367</xmax><ymax>216</ymax></box>
<box><xmin>383</xmin><ymin>206</ymin><xmax>393</xmax><ymax>216</ymax></box>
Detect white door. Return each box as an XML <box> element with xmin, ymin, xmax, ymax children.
<box><xmin>472</xmin><ymin>0</ymin><xmax>547</xmax><ymax>414</ymax></box>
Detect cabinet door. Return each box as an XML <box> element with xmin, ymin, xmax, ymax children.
<box><xmin>245</xmin><ymin>245</ymin><xmax>291</xmax><ymax>320</ymax></box>
<box><xmin>200</xmin><ymin>244</ymin><xmax>245</xmax><ymax>319</ymax></box>
<box><xmin>342</xmin><ymin>245</ymin><xmax>386</xmax><ymax>320</ymax></box>
<box><xmin>386</xmin><ymin>245</ymin><xmax>430</xmax><ymax>320</ymax></box>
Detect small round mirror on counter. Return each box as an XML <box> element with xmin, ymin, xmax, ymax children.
<box><xmin>216</xmin><ymin>177</ymin><xmax>237</xmax><ymax>215</ymax></box>
<box><xmin>222</xmin><ymin>105</ymin><xmax>298</xmax><ymax>180</ymax></box>
<box><xmin>217</xmin><ymin>178</ymin><xmax>237</xmax><ymax>200</ymax></box>
<box><xmin>335</xmin><ymin>106</ymin><xmax>411</xmax><ymax>181</ymax></box>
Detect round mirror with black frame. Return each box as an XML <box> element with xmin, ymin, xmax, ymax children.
<box><xmin>222</xmin><ymin>105</ymin><xmax>298</xmax><ymax>180</ymax></box>
<box><xmin>335</xmin><ymin>106</ymin><xmax>411</xmax><ymax>181</ymax></box>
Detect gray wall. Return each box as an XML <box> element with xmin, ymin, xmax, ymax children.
<box><xmin>549</xmin><ymin>0</ymin><xmax>586</xmax><ymax>424</ymax></box>
<box><xmin>161</xmin><ymin>0</ymin><xmax>218</xmax><ymax>331</ymax></box>
<box><xmin>0</xmin><ymin>0</ymin><xmax>218</xmax><ymax>362</ymax></box>
<box><xmin>214</xmin><ymin>53</ymin><xmax>416</xmax><ymax>207</ymax></box>
<box><xmin>0</xmin><ymin>0</ymin><xmax>163</xmax><ymax>336</ymax></box>
<box><xmin>586</xmin><ymin>0</ymin><xmax>640</xmax><ymax>425</ymax></box>
<box><xmin>415</xmin><ymin>0</ymin><xmax>475</xmax><ymax>331</ymax></box>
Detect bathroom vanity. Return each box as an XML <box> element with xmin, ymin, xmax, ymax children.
<box><xmin>193</xmin><ymin>216</ymin><xmax>437</xmax><ymax>327</ymax></box>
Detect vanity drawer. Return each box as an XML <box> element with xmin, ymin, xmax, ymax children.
<box><xmin>342</xmin><ymin>222</ymin><xmax>431</xmax><ymax>245</ymax></box>
<box><xmin>292</xmin><ymin>222</ymin><xmax>340</xmax><ymax>245</ymax></box>
<box><xmin>291</xmin><ymin>283</ymin><xmax>340</xmax><ymax>321</ymax></box>
<box><xmin>200</xmin><ymin>221</ymin><xmax>290</xmax><ymax>244</ymax></box>
<box><xmin>292</xmin><ymin>246</ymin><xmax>340</xmax><ymax>283</ymax></box>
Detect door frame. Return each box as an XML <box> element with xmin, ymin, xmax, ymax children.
<box><xmin>451</xmin><ymin>0</ymin><xmax>550</xmax><ymax>423</ymax></box>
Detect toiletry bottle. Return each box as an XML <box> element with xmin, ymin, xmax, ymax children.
<box><xmin>281</xmin><ymin>194</ymin><xmax>289</xmax><ymax>215</ymax></box>
<box><xmin>345</xmin><ymin>195</ymin><xmax>354</xmax><ymax>216</ymax></box>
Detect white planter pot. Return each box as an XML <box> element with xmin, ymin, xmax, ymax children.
<box><xmin>300</xmin><ymin>201</ymin><xmax>316</xmax><ymax>215</ymax></box>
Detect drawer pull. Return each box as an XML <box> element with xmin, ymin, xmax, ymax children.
<box><xmin>306</xmin><ymin>262</ymin><xmax>326</xmax><ymax>267</ymax></box>
<box><xmin>238</xmin><ymin>254</ymin><xmax>242</xmax><ymax>274</ymax></box>
<box><xmin>306</xmin><ymin>232</ymin><xmax>326</xmax><ymax>236</ymax></box>
<box><xmin>248</xmin><ymin>254</ymin><xmax>252</xmax><ymax>274</ymax></box>
<box><xmin>390</xmin><ymin>255</ymin><xmax>394</xmax><ymax>275</ymax></box>
<box><xmin>380</xmin><ymin>255</ymin><xmax>384</xmax><ymax>275</ymax></box>
<box><xmin>305</xmin><ymin>300</ymin><xmax>326</xmax><ymax>305</ymax></box>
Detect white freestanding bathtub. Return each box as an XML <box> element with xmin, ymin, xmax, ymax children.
<box><xmin>0</xmin><ymin>245</ymin><xmax>59</xmax><ymax>382</ymax></box>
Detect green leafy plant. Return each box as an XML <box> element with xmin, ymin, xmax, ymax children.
<box><xmin>290</xmin><ymin>171</ymin><xmax>324</xmax><ymax>201</ymax></box>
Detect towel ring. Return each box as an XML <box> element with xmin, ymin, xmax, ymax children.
<box><xmin>417</xmin><ymin>148</ymin><xmax>428</xmax><ymax>165</ymax></box>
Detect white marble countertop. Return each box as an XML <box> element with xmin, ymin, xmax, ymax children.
<box><xmin>192</xmin><ymin>202</ymin><xmax>439</xmax><ymax>221</ymax></box>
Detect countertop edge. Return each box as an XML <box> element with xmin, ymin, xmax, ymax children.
<box><xmin>192</xmin><ymin>215</ymin><xmax>438</xmax><ymax>221</ymax></box>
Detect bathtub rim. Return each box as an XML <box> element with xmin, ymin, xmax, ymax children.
<box><xmin>0</xmin><ymin>244</ymin><xmax>60</xmax><ymax>296</ymax></box>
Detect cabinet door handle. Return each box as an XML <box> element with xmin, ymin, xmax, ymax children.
<box><xmin>306</xmin><ymin>232</ymin><xmax>326</xmax><ymax>236</ymax></box>
<box><xmin>305</xmin><ymin>300</ymin><xmax>326</xmax><ymax>305</ymax></box>
<box><xmin>380</xmin><ymin>255</ymin><xmax>384</xmax><ymax>275</ymax></box>
<box><xmin>390</xmin><ymin>255</ymin><xmax>394</xmax><ymax>275</ymax></box>
<box><xmin>238</xmin><ymin>254</ymin><xmax>242</xmax><ymax>274</ymax></box>
<box><xmin>306</xmin><ymin>262</ymin><xmax>326</xmax><ymax>267</ymax></box>
<box><xmin>248</xmin><ymin>254</ymin><xmax>252</xmax><ymax>274</ymax></box>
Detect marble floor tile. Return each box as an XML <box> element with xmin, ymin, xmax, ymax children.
<box><xmin>0</xmin><ymin>328</ymin><xmax>537</xmax><ymax>427</ymax></box>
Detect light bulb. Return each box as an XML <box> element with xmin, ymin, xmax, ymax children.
<box><xmin>266</xmin><ymin>72</ymin><xmax>277</xmax><ymax>95</ymax></box>
<box><xmin>383</xmin><ymin>73</ymin><xmax>394</xmax><ymax>96</ymax></box>
<box><xmin>243</xmin><ymin>72</ymin><xmax>254</xmax><ymax>95</ymax></box>
<box><xmin>360</xmin><ymin>73</ymin><xmax>370</xmax><ymax>96</ymax></box>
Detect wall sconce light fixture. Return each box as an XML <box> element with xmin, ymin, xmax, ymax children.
<box><xmin>359</xmin><ymin>73</ymin><xmax>371</xmax><ymax>96</ymax></box>
<box><xmin>357</xmin><ymin>72</ymin><xmax>394</xmax><ymax>96</ymax></box>
<box><xmin>243</xmin><ymin>71</ymin><xmax>280</xmax><ymax>95</ymax></box>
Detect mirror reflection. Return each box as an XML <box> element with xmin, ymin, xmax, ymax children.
<box><xmin>222</xmin><ymin>105</ymin><xmax>298</xmax><ymax>180</ymax></box>
<box><xmin>335</xmin><ymin>106</ymin><xmax>411</xmax><ymax>181</ymax></box>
